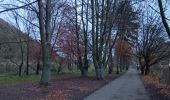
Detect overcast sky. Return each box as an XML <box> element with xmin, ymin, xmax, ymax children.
<box><xmin>0</xmin><ymin>0</ymin><xmax>169</xmax><ymax>34</ymax></box>
<box><xmin>0</xmin><ymin>0</ymin><xmax>169</xmax><ymax>21</ymax></box>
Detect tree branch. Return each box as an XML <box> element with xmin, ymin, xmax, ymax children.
<box><xmin>0</xmin><ymin>0</ymin><xmax>37</xmax><ymax>14</ymax></box>
<box><xmin>157</xmin><ymin>0</ymin><xmax>170</xmax><ymax>38</ymax></box>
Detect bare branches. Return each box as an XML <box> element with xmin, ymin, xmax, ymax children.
<box><xmin>157</xmin><ymin>0</ymin><xmax>170</xmax><ymax>38</ymax></box>
<box><xmin>136</xmin><ymin>13</ymin><xmax>170</xmax><ymax>74</ymax></box>
<box><xmin>149</xmin><ymin>5</ymin><xmax>170</xmax><ymax>22</ymax></box>
<box><xmin>0</xmin><ymin>0</ymin><xmax>37</xmax><ymax>14</ymax></box>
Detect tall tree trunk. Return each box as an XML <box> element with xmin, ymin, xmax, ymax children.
<box><xmin>13</xmin><ymin>14</ymin><xmax>24</xmax><ymax>77</ymax></box>
<box><xmin>140</xmin><ymin>65</ymin><xmax>144</xmax><ymax>75</ymax></box>
<box><xmin>19</xmin><ymin>44</ymin><xmax>24</xmax><ymax>76</ymax></box>
<box><xmin>75</xmin><ymin>0</ymin><xmax>83</xmax><ymax>75</ymax></box>
<box><xmin>36</xmin><ymin>62</ymin><xmax>40</xmax><ymax>75</ymax></box>
<box><xmin>145</xmin><ymin>66</ymin><xmax>150</xmax><ymax>75</ymax></box>
<box><xmin>38</xmin><ymin>0</ymin><xmax>51</xmax><ymax>86</ymax></box>
<box><xmin>108</xmin><ymin>53</ymin><xmax>113</xmax><ymax>74</ymax></box>
<box><xmin>116</xmin><ymin>56</ymin><xmax>120</xmax><ymax>74</ymax></box>
<box><xmin>91</xmin><ymin>0</ymin><xmax>102</xmax><ymax>80</ymax></box>
<box><xmin>81</xmin><ymin>0</ymin><xmax>89</xmax><ymax>77</ymax></box>
<box><xmin>116</xmin><ymin>64</ymin><xmax>119</xmax><ymax>74</ymax></box>
<box><xmin>145</xmin><ymin>62</ymin><xmax>150</xmax><ymax>75</ymax></box>
<box><xmin>158</xmin><ymin>0</ymin><xmax>170</xmax><ymax>38</ymax></box>
<box><xmin>120</xmin><ymin>56</ymin><xmax>123</xmax><ymax>72</ymax></box>
<box><xmin>26</xmin><ymin>34</ymin><xmax>30</xmax><ymax>75</ymax></box>
<box><xmin>36</xmin><ymin>48</ymin><xmax>41</xmax><ymax>75</ymax></box>
<box><xmin>19</xmin><ymin>62</ymin><xmax>23</xmax><ymax>76</ymax></box>
<box><xmin>40</xmin><ymin>39</ymin><xmax>51</xmax><ymax>86</ymax></box>
<box><xmin>91</xmin><ymin>0</ymin><xmax>96</xmax><ymax>68</ymax></box>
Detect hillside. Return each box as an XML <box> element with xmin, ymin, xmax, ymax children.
<box><xmin>0</xmin><ymin>18</ymin><xmax>40</xmax><ymax>75</ymax></box>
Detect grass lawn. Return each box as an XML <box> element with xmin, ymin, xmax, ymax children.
<box><xmin>0</xmin><ymin>71</ymin><xmax>85</xmax><ymax>84</ymax></box>
<box><xmin>0</xmin><ymin>69</ymin><xmax>125</xmax><ymax>84</ymax></box>
<box><xmin>0</xmin><ymin>71</ymin><xmax>86</xmax><ymax>84</ymax></box>
<box><xmin>0</xmin><ymin>74</ymin><xmax>40</xmax><ymax>84</ymax></box>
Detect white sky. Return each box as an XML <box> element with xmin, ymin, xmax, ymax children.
<box><xmin>0</xmin><ymin>0</ymin><xmax>169</xmax><ymax>34</ymax></box>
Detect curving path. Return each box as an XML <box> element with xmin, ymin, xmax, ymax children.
<box><xmin>84</xmin><ymin>68</ymin><xmax>150</xmax><ymax>100</ymax></box>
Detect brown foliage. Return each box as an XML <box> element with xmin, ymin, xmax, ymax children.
<box><xmin>142</xmin><ymin>75</ymin><xmax>170</xmax><ymax>97</ymax></box>
<box><xmin>115</xmin><ymin>39</ymin><xmax>132</xmax><ymax>58</ymax></box>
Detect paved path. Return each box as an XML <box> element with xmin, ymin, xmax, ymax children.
<box><xmin>84</xmin><ymin>68</ymin><xmax>150</xmax><ymax>100</ymax></box>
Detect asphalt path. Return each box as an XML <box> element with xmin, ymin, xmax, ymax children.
<box><xmin>84</xmin><ymin>68</ymin><xmax>150</xmax><ymax>100</ymax></box>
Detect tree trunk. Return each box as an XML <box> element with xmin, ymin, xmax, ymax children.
<box><xmin>95</xmin><ymin>67</ymin><xmax>104</xmax><ymax>80</ymax></box>
<box><xmin>19</xmin><ymin>62</ymin><xmax>23</xmax><ymax>76</ymax></box>
<box><xmin>108</xmin><ymin>54</ymin><xmax>113</xmax><ymax>74</ymax></box>
<box><xmin>75</xmin><ymin>0</ymin><xmax>84</xmax><ymax>76</ymax></box>
<box><xmin>19</xmin><ymin>42</ymin><xmax>24</xmax><ymax>76</ymax></box>
<box><xmin>120</xmin><ymin>57</ymin><xmax>123</xmax><ymax>72</ymax></box>
<box><xmin>38</xmin><ymin>0</ymin><xmax>51</xmax><ymax>86</ymax></box>
<box><xmin>82</xmin><ymin>0</ymin><xmax>89</xmax><ymax>77</ymax></box>
<box><xmin>108</xmin><ymin>65</ymin><xmax>113</xmax><ymax>74</ymax></box>
<box><xmin>81</xmin><ymin>67</ymin><xmax>88</xmax><ymax>77</ymax></box>
<box><xmin>40</xmin><ymin>43</ymin><xmax>51</xmax><ymax>86</ymax></box>
<box><xmin>36</xmin><ymin>50</ymin><xmax>41</xmax><ymax>75</ymax></box>
<box><xmin>158</xmin><ymin>0</ymin><xmax>170</xmax><ymax>38</ymax></box>
<box><xmin>140</xmin><ymin>65</ymin><xmax>144</xmax><ymax>75</ymax></box>
<box><xmin>26</xmin><ymin>38</ymin><xmax>29</xmax><ymax>75</ymax></box>
<box><xmin>145</xmin><ymin>64</ymin><xmax>150</xmax><ymax>75</ymax></box>
<box><xmin>116</xmin><ymin>64</ymin><xmax>119</xmax><ymax>74</ymax></box>
<box><xmin>36</xmin><ymin>62</ymin><xmax>40</xmax><ymax>75</ymax></box>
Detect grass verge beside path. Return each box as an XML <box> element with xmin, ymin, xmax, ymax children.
<box><xmin>0</xmin><ymin>74</ymin><xmax>40</xmax><ymax>84</ymax></box>
<box><xmin>0</xmin><ymin>68</ymin><xmax>126</xmax><ymax>84</ymax></box>
<box><xmin>0</xmin><ymin>69</ymin><xmax>126</xmax><ymax>84</ymax></box>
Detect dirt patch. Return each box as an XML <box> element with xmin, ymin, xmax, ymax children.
<box><xmin>0</xmin><ymin>74</ymin><xmax>120</xmax><ymax>100</ymax></box>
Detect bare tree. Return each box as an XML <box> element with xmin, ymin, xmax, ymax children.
<box><xmin>9</xmin><ymin>12</ymin><xmax>25</xmax><ymax>76</ymax></box>
<box><xmin>80</xmin><ymin>0</ymin><xmax>90</xmax><ymax>77</ymax></box>
<box><xmin>90</xmin><ymin>0</ymin><xmax>119</xmax><ymax>79</ymax></box>
<box><xmin>137</xmin><ymin>15</ymin><xmax>170</xmax><ymax>75</ymax></box>
<box><xmin>74</xmin><ymin>0</ymin><xmax>83</xmax><ymax>77</ymax></box>
<box><xmin>37</xmin><ymin>0</ymin><xmax>53</xmax><ymax>85</ymax></box>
